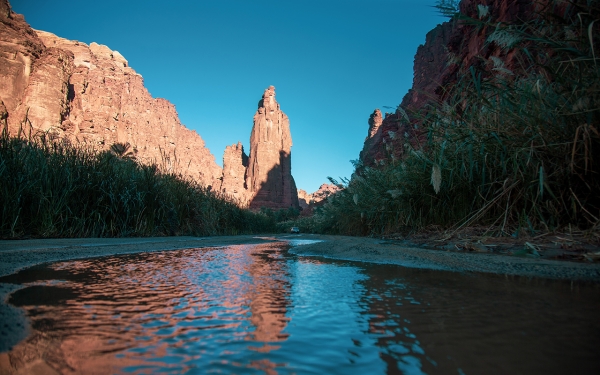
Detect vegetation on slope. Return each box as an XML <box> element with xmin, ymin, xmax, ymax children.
<box><xmin>0</xmin><ymin>132</ymin><xmax>275</xmax><ymax>238</ymax></box>
<box><xmin>291</xmin><ymin>0</ymin><xmax>599</xmax><ymax>238</ymax></box>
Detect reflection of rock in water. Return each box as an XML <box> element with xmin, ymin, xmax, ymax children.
<box><xmin>0</xmin><ymin>243</ymin><xmax>293</xmax><ymax>374</ymax></box>
<box><xmin>246</xmin><ymin>243</ymin><xmax>291</xmax><ymax>346</ymax></box>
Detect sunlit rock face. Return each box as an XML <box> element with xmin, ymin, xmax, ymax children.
<box><xmin>245</xmin><ymin>86</ymin><xmax>299</xmax><ymax>210</ymax></box>
<box><xmin>0</xmin><ymin>0</ymin><xmax>45</xmax><ymax>125</ymax></box>
<box><xmin>298</xmin><ymin>183</ymin><xmax>341</xmax><ymax>215</ymax></box>
<box><xmin>217</xmin><ymin>86</ymin><xmax>299</xmax><ymax>210</ymax></box>
<box><xmin>220</xmin><ymin>142</ymin><xmax>249</xmax><ymax>202</ymax></box>
<box><xmin>359</xmin><ymin>109</ymin><xmax>384</xmax><ymax>167</ymax></box>
<box><xmin>297</xmin><ymin>189</ymin><xmax>310</xmax><ymax>209</ymax></box>
<box><xmin>0</xmin><ymin>0</ymin><xmax>221</xmax><ymax>187</ymax></box>
<box><xmin>298</xmin><ymin>183</ymin><xmax>341</xmax><ymax>209</ymax></box>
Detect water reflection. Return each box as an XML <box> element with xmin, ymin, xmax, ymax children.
<box><xmin>0</xmin><ymin>243</ymin><xmax>599</xmax><ymax>374</ymax></box>
<box><xmin>2</xmin><ymin>243</ymin><xmax>296</xmax><ymax>374</ymax></box>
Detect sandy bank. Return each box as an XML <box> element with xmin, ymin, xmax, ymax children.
<box><xmin>288</xmin><ymin>234</ymin><xmax>600</xmax><ymax>283</ymax></box>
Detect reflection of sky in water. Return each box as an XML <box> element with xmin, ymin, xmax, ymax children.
<box><xmin>287</xmin><ymin>260</ymin><xmax>386</xmax><ymax>373</ymax></box>
<box><xmin>286</xmin><ymin>239</ymin><xmax>324</xmax><ymax>247</ymax></box>
<box><xmin>2</xmin><ymin>242</ymin><xmax>600</xmax><ymax>375</ymax></box>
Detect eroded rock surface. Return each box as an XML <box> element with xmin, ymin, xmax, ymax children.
<box><xmin>245</xmin><ymin>86</ymin><xmax>299</xmax><ymax>209</ymax></box>
<box><xmin>298</xmin><ymin>183</ymin><xmax>341</xmax><ymax>212</ymax></box>
<box><xmin>220</xmin><ymin>142</ymin><xmax>249</xmax><ymax>202</ymax></box>
<box><xmin>216</xmin><ymin>86</ymin><xmax>299</xmax><ymax>209</ymax></box>
<box><xmin>0</xmin><ymin>0</ymin><xmax>221</xmax><ymax>187</ymax></box>
<box><xmin>358</xmin><ymin>0</ymin><xmax>546</xmax><ymax>168</ymax></box>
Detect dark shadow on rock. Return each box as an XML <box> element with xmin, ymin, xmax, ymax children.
<box><xmin>249</xmin><ymin>151</ymin><xmax>299</xmax><ymax>210</ymax></box>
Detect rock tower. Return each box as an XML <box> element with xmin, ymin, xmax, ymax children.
<box><xmin>219</xmin><ymin>86</ymin><xmax>299</xmax><ymax>210</ymax></box>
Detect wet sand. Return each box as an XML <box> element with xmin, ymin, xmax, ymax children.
<box><xmin>288</xmin><ymin>234</ymin><xmax>600</xmax><ymax>282</ymax></box>
<box><xmin>1</xmin><ymin>233</ymin><xmax>599</xmax><ymax>358</ymax></box>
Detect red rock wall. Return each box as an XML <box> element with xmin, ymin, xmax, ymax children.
<box><xmin>216</xmin><ymin>86</ymin><xmax>300</xmax><ymax>210</ymax></box>
<box><xmin>298</xmin><ymin>183</ymin><xmax>340</xmax><ymax>209</ymax></box>
<box><xmin>0</xmin><ymin>0</ymin><xmax>221</xmax><ymax>187</ymax></box>
<box><xmin>359</xmin><ymin>0</ymin><xmax>543</xmax><ymax>168</ymax></box>
<box><xmin>298</xmin><ymin>183</ymin><xmax>341</xmax><ymax>216</ymax></box>
<box><xmin>220</xmin><ymin>142</ymin><xmax>249</xmax><ymax>202</ymax></box>
<box><xmin>246</xmin><ymin>86</ymin><xmax>299</xmax><ymax>210</ymax></box>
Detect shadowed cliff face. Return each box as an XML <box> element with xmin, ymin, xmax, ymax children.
<box><xmin>249</xmin><ymin>151</ymin><xmax>299</xmax><ymax>210</ymax></box>
<box><xmin>0</xmin><ymin>0</ymin><xmax>222</xmax><ymax>187</ymax></box>
<box><xmin>247</xmin><ymin>86</ymin><xmax>298</xmax><ymax>209</ymax></box>
<box><xmin>358</xmin><ymin>0</ymin><xmax>549</xmax><ymax>168</ymax></box>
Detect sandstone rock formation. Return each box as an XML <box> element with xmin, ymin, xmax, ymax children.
<box><xmin>297</xmin><ymin>189</ymin><xmax>311</xmax><ymax>209</ymax></box>
<box><xmin>0</xmin><ymin>0</ymin><xmax>221</xmax><ymax>187</ymax></box>
<box><xmin>298</xmin><ymin>183</ymin><xmax>341</xmax><ymax>209</ymax></box>
<box><xmin>359</xmin><ymin>0</ymin><xmax>547</xmax><ymax>168</ymax></box>
<box><xmin>246</xmin><ymin>86</ymin><xmax>299</xmax><ymax>209</ymax></box>
<box><xmin>218</xmin><ymin>86</ymin><xmax>299</xmax><ymax>210</ymax></box>
<box><xmin>220</xmin><ymin>142</ymin><xmax>248</xmax><ymax>202</ymax></box>
<box><xmin>298</xmin><ymin>183</ymin><xmax>341</xmax><ymax>216</ymax></box>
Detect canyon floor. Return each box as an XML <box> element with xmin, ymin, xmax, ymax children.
<box><xmin>2</xmin><ymin>234</ymin><xmax>599</xmax><ymax>282</ymax></box>
<box><xmin>1</xmin><ymin>234</ymin><xmax>599</xmax><ymax>355</ymax></box>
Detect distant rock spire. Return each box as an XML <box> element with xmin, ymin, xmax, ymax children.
<box><xmin>220</xmin><ymin>141</ymin><xmax>248</xmax><ymax>201</ymax></box>
<box><xmin>245</xmin><ymin>86</ymin><xmax>299</xmax><ymax>209</ymax></box>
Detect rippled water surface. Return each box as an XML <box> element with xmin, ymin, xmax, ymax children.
<box><xmin>2</xmin><ymin>241</ymin><xmax>600</xmax><ymax>374</ymax></box>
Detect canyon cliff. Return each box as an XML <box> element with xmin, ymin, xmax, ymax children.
<box><xmin>0</xmin><ymin>0</ymin><xmax>221</xmax><ymax>187</ymax></box>
<box><xmin>298</xmin><ymin>183</ymin><xmax>341</xmax><ymax>210</ymax></box>
<box><xmin>220</xmin><ymin>142</ymin><xmax>249</xmax><ymax>202</ymax></box>
<box><xmin>359</xmin><ymin>0</ymin><xmax>550</xmax><ymax>168</ymax></box>
<box><xmin>219</xmin><ymin>86</ymin><xmax>299</xmax><ymax>210</ymax></box>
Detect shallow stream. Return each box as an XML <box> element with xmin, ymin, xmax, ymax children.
<box><xmin>1</xmin><ymin>241</ymin><xmax>599</xmax><ymax>374</ymax></box>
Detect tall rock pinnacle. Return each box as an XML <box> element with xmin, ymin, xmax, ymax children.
<box><xmin>245</xmin><ymin>86</ymin><xmax>299</xmax><ymax>209</ymax></box>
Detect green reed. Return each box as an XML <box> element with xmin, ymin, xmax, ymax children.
<box><xmin>0</xmin><ymin>133</ymin><xmax>275</xmax><ymax>238</ymax></box>
<box><xmin>308</xmin><ymin>0</ymin><xmax>599</xmax><ymax>237</ymax></box>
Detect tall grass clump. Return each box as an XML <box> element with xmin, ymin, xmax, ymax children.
<box><xmin>0</xmin><ymin>132</ymin><xmax>275</xmax><ymax>238</ymax></box>
<box><xmin>315</xmin><ymin>0</ymin><xmax>599</xmax><ymax>237</ymax></box>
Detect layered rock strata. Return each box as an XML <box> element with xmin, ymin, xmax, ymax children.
<box><xmin>0</xmin><ymin>0</ymin><xmax>221</xmax><ymax>187</ymax></box>
<box><xmin>219</xmin><ymin>86</ymin><xmax>299</xmax><ymax>210</ymax></box>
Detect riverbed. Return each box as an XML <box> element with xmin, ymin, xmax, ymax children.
<box><xmin>1</xmin><ymin>235</ymin><xmax>599</xmax><ymax>374</ymax></box>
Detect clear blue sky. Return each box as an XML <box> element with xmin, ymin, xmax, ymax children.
<box><xmin>12</xmin><ymin>0</ymin><xmax>445</xmax><ymax>193</ymax></box>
